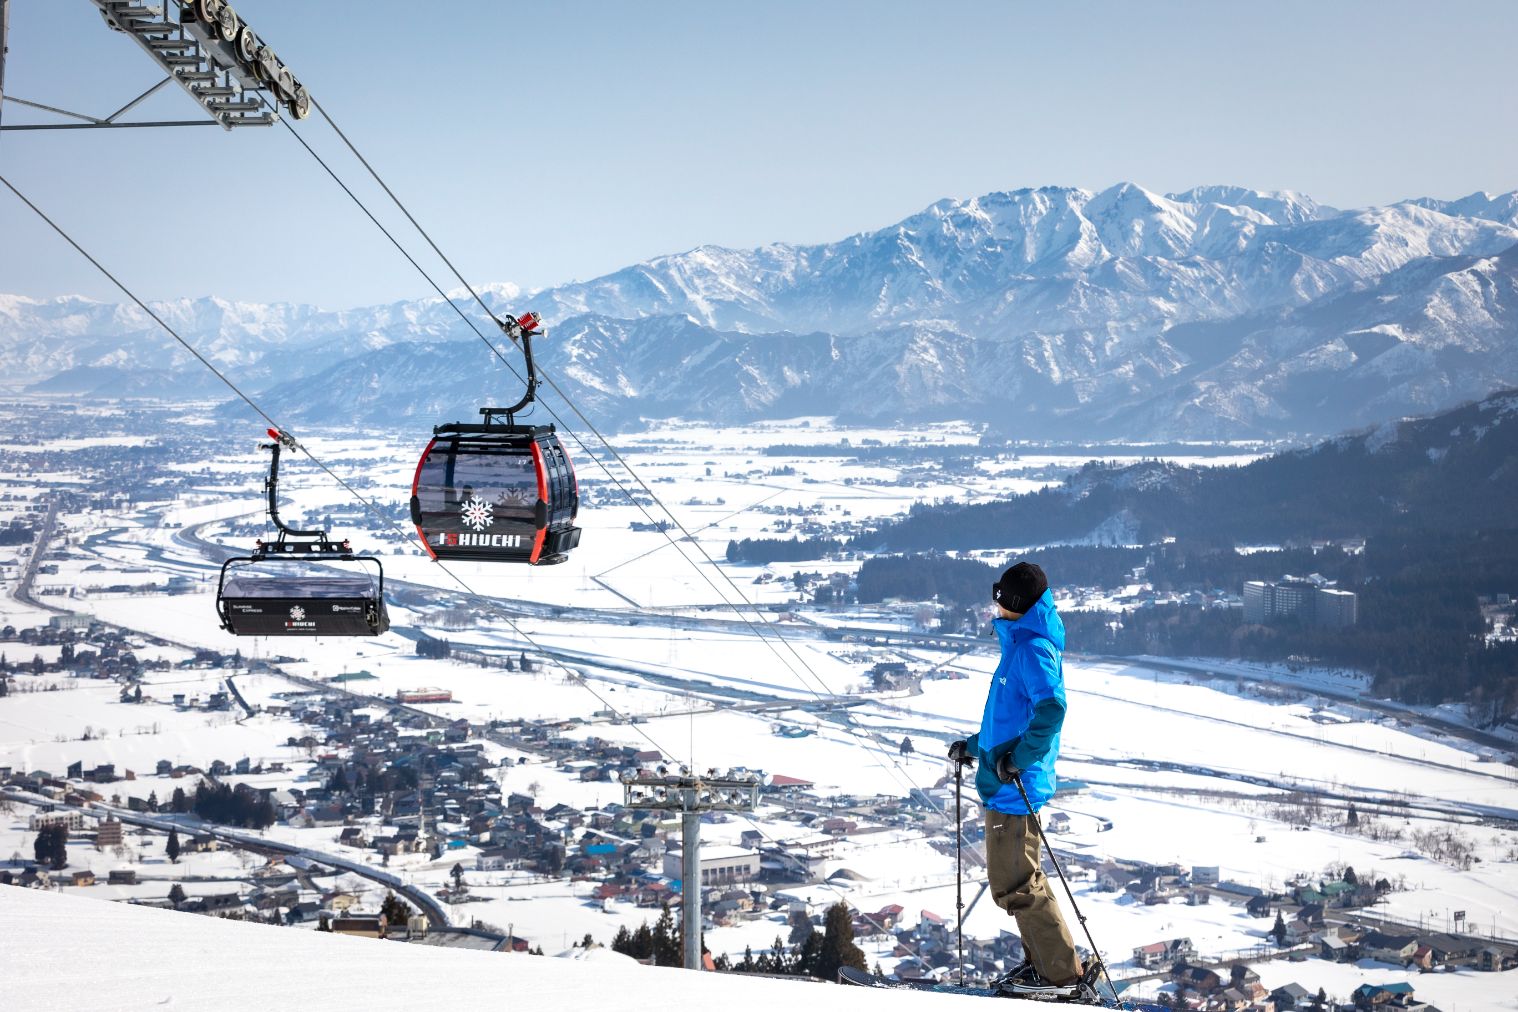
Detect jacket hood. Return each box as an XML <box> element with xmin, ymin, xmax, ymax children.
<box><xmin>999</xmin><ymin>589</ymin><xmax>1064</xmax><ymax>650</ymax></box>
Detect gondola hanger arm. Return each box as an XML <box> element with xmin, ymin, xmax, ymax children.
<box><xmin>483</xmin><ymin>311</ymin><xmax>546</xmax><ymax>423</ymax></box>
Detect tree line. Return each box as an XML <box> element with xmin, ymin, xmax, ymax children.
<box><xmin>610</xmin><ymin>900</ymin><xmax>867</xmax><ymax>981</ymax></box>
<box><xmin>726</xmin><ymin>537</ymin><xmax>843</xmax><ymax>564</ymax></box>
<box><xmin>192</xmin><ymin>780</ymin><xmax>275</xmax><ymax>829</ymax></box>
<box><xmin>722</xmin><ymin>901</ymin><xmax>868</xmax><ymax>981</ymax></box>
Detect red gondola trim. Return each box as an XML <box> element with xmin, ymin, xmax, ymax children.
<box><xmin>411</xmin><ymin>436</ymin><xmax>439</xmax><ymax>561</ymax></box>
<box><xmin>530</xmin><ymin>439</ymin><xmax>549</xmax><ymax>504</ymax></box>
<box><xmin>529</xmin><ymin>439</ymin><xmax>549</xmax><ymax>564</ymax></box>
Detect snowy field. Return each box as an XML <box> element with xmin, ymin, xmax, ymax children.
<box><xmin>3</xmin><ymin>416</ymin><xmax>1516</xmax><ymax>1010</ymax></box>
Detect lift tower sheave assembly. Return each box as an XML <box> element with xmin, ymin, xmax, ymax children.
<box><xmin>622</xmin><ymin>768</ymin><xmax>761</xmax><ymax>971</ymax></box>
<box><xmin>1</xmin><ymin>1</ymin><xmax>310</xmax><ymax>132</ymax></box>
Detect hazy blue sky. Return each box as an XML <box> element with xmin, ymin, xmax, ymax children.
<box><xmin>2</xmin><ymin>1</ymin><xmax>1515</xmax><ymax>308</ymax></box>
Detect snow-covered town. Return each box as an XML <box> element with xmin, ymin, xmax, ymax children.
<box><xmin>2</xmin><ymin>399</ymin><xmax>1515</xmax><ymax>1012</ymax></box>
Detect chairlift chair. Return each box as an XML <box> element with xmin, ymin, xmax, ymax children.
<box><xmin>216</xmin><ymin>430</ymin><xmax>389</xmax><ymax>636</ymax></box>
<box><xmin>409</xmin><ymin>312</ymin><xmax>581</xmax><ymax>565</ymax></box>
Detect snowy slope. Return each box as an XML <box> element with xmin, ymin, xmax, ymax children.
<box><xmin>0</xmin><ymin>886</ymin><xmax>962</xmax><ymax>1012</ymax></box>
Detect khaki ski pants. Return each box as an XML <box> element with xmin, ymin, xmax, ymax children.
<box><xmin>985</xmin><ymin>810</ymin><xmax>1082</xmax><ymax>984</ymax></box>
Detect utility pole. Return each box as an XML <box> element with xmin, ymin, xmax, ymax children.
<box><xmin>622</xmin><ymin>767</ymin><xmax>760</xmax><ymax>970</ymax></box>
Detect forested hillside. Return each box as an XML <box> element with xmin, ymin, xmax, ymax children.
<box><xmin>854</xmin><ymin>390</ymin><xmax>1518</xmax><ymax>552</ymax></box>
<box><xmin>844</xmin><ymin>393</ymin><xmax>1518</xmax><ymax>720</ymax></box>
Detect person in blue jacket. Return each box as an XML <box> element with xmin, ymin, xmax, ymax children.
<box><xmin>948</xmin><ymin>561</ymin><xmax>1084</xmax><ymax>998</ymax></box>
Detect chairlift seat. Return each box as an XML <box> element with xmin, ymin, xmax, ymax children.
<box><xmin>213</xmin><ymin>431</ymin><xmax>389</xmax><ymax>637</ymax></box>
<box><xmin>218</xmin><ymin>566</ymin><xmax>388</xmax><ymax>637</ymax></box>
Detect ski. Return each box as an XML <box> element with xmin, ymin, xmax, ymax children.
<box><xmin>838</xmin><ymin>966</ymin><xmax>1002</xmax><ymax>995</ymax></box>
<box><xmin>837</xmin><ymin>967</ymin><xmax>1170</xmax><ymax>1011</ymax></box>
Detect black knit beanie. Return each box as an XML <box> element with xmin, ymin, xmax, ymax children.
<box><xmin>992</xmin><ymin>562</ymin><xmax>1047</xmax><ymax>614</ymax></box>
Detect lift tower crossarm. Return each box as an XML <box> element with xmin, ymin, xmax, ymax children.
<box><xmin>88</xmin><ymin>0</ymin><xmax>278</xmax><ymax>129</ymax></box>
<box><xmin>2</xmin><ymin>2</ymin><xmax>311</xmax><ymax>131</ymax></box>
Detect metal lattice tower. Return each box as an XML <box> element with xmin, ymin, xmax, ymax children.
<box><xmin>622</xmin><ymin>767</ymin><xmax>760</xmax><ymax>970</ymax></box>
<box><xmin>2</xmin><ymin>1</ymin><xmax>310</xmax><ymax>132</ymax></box>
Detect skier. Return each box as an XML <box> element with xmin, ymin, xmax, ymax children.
<box><xmin>948</xmin><ymin>561</ymin><xmax>1091</xmax><ymax>1000</ymax></box>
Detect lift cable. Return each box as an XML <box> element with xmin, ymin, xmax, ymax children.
<box><xmin>287</xmin><ymin>102</ymin><xmax>946</xmax><ymax>794</ymax></box>
<box><xmin>0</xmin><ymin>169</ymin><xmax>681</xmax><ymax>759</ymax></box>
<box><xmin>8</xmin><ymin>13</ymin><xmax>999</xmax><ymax>968</ymax></box>
<box><xmin>270</xmin><ymin>111</ymin><xmax>875</xmax><ymax>739</ymax></box>
<box><xmin>311</xmin><ymin>97</ymin><xmax>501</xmax><ymax>332</ymax></box>
<box><xmin>274</xmin><ymin>102</ymin><xmax>865</xmax><ymax>700</ymax></box>
<box><xmin>3</xmin><ymin>173</ymin><xmax>976</xmax><ymax>972</ymax></box>
<box><xmin>0</xmin><ymin>173</ymin><xmax>279</xmax><ymax>433</ymax></box>
<box><xmin>275</xmin><ymin>102</ymin><xmax>813</xmax><ymax>649</ymax></box>
<box><xmin>270</xmin><ymin>102</ymin><xmax>807</xmax><ymax>653</ymax></box>
<box><xmin>302</xmin><ymin>100</ymin><xmax>842</xmax><ymax>671</ymax></box>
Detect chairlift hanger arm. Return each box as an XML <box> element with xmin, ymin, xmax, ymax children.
<box><xmin>261</xmin><ymin>431</ymin><xmax>325</xmax><ymax>540</ymax></box>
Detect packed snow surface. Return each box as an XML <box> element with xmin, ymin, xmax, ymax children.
<box><xmin>0</xmin><ymin>886</ymin><xmax>964</xmax><ymax>1012</ymax></box>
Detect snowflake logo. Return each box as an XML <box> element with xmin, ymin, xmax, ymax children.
<box><xmin>289</xmin><ymin>605</ymin><xmax>306</xmax><ymax>621</ymax></box>
<box><xmin>460</xmin><ymin>497</ymin><xmax>494</xmax><ymax>531</ymax></box>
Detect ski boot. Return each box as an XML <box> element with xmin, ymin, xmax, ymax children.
<box><xmin>996</xmin><ymin>959</ymin><xmax>1106</xmax><ymax>1003</ymax></box>
<box><xmin>992</xmin><ymin>958</ymin><xmax>1036</xmax><ymax>993</ymax></box>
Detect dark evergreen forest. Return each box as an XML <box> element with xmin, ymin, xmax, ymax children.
<box><xmin>853</xmin><ymin>393</ymin><xmax>1518</xmax><ymax>552</ymax></box>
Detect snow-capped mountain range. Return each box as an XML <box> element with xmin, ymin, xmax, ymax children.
<box><xmin>6</xmin><ymin>183</ymin><xmax>1518</xmax><ymax>438</ymax></box>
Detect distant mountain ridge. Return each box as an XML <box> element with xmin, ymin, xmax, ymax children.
<box><xmin>4</xmin><ymin>184</ymin><xmax>1518</xmax><ymax>438</ymax></box>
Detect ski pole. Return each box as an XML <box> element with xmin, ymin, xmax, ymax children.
<box><xmin>954</xmin><ymin>760</ymin><xmax>964</xmax><ymax>987</ymax></box>
<box><xmin>1012</xmin><ymin>772</ymin><xmax>1127</xmax><ymax>1007</ymax></box>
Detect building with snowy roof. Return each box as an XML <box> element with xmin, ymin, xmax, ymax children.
<box><xmin>662</xmin><ymin>845</ymin><xmax>759</xmax><ymax>886</ymax></box>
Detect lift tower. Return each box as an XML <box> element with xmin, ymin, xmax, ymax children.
<box><xmin>622</xmin><ymin>768</ymin><xmax>761</xmax><ymax>970</ymax></box>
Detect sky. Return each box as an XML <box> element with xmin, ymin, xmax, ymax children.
<box><xmin>1</xmin><ymin>0</ymin><xmax>1516</xmax><ymax>309</ymax></box>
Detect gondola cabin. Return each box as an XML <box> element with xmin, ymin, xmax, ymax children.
<box><xmin>410</xmin><ymin>422</ymin><xmax>580</xmax><ymax>565</ymax></box>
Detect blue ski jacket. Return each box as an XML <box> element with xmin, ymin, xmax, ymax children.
<box><xmin>964</xmin><ymin>590</ymin><xmax>1067</xmax><ymax>814</ymax></box>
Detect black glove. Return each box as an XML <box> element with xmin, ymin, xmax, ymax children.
<box><xmin>995</xmin><ymin>752</ymin><xmax>1021</xmax><ymax>785</ymax></box>
<box><xmin>947</xmin><ymin>739</ymin><xmax>974</xmax><ymax>767</ymax></box>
